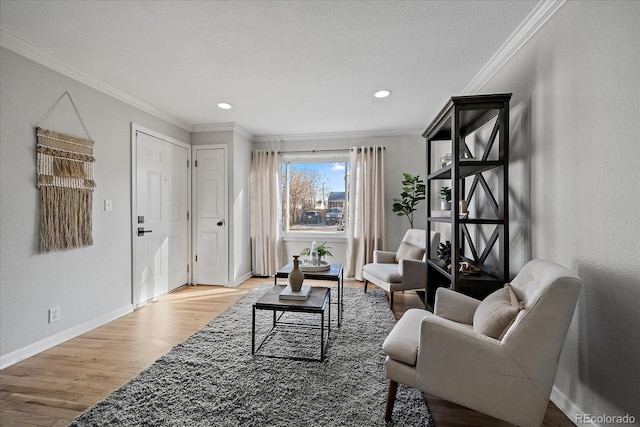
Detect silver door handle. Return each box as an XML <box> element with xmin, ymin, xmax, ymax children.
<box><xmin>137</xmin><ymin>227</ymin><xmax>153</xmax><ymax>236</ymax></box>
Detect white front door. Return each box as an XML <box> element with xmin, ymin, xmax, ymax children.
<box><xmin>193</xmin><ymin>146</ymin><xmax>228</xmax><ymax>285</ymax></box>
<box><xmin>133</xmin><ymin>128</ymin><xmax>190</xmax><ymax>306</ymax></box>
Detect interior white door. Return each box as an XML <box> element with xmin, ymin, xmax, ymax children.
<box><xmin>194</xmin><ymin>147</ymin><xmax>228</xmax><ymax>285</ymax></box>
<box><xmin>134</xmin><ymin>131</ymin><xmax>189</xmax><ymax>305</ymax></box>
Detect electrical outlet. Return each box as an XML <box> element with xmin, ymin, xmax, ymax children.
<box><xmin>49</xmin><ymin>306</ymin><xmax>60</xmax><ymax>323</ymax></box>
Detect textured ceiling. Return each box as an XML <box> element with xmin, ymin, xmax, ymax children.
<box><xmin>0</xmin><ymin>0</ymin><xmax>539</xmax><ymax>137</ymax></box>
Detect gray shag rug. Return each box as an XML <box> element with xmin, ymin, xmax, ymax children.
<box><xmin>70</xmin><ymin>284</ymin><xmax>433</xmax><ymax>426</ymax></box>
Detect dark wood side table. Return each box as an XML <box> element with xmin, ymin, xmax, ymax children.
<box><xmin>275</xmin><ymin>262</ymin><xmax>343</xmax><ymax>327</ymax></box>
<box><xmin>252</xmin><ymin>285</ymin><xmax>331</xmax><ymax>362</ymax></box>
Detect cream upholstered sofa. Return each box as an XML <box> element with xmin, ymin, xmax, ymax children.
<box><xmin>382</xmin><ymin>259</ymin><xmax>582</xmax><ymax>426</ymax></box>
<box><xmin>362</xmin><ymin>229</ymin><xmax>439</xmax><ymax>308</ymax></box>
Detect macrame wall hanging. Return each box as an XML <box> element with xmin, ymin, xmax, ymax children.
<box><xmin>36</xmin><ymin>92</ymin><xmax>96</xmax><ymax>252</ymax></box>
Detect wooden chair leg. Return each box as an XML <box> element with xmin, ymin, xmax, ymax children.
<box><xmin>364</xmin><ymin>280</ymin><xmax>368</xmax><ymax>293</ymax></box>
<box><xmin>385</xmin><ymin>380</ymin><xmax>398</xmax><ymax>422</ymax></box>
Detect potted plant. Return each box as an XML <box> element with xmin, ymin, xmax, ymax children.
<box><xmin>440</xmin><ymin>186</ymin><xmax>451</xmax><ymax>210</ymax></box>
<box><xmin>301</xmin><ymin>241</ymin><xmax>333</xmax><ymax>262</ymax></box>
<box><xmin>392</xmin><ymin>173</ymin><xmax>426</xmax><ymax>228</ymax></box>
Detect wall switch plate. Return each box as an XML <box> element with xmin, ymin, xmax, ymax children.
<box><xmin>49</xmin><ymin>306</ymin><xmax>60</xmax><ymax>323</ymax></box>
<box><xmin>104</xmin><ymin>199</ymin><xmax>113</xmax><ymax>211</ymax></box>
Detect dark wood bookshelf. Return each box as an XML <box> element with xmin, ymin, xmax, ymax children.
<box><xmin>424</xmin><ymin>93</ymin><xmax>512</xmax><ymax>308</ymax></box>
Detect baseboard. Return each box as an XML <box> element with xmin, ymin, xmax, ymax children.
<box><xmin>0</xmin><ymin>304</ymin><xmax>133</xmax><ymax>370</ymax></box>
<box><xmin>551</xmin><ymin>385</ymin><xmax>583</xmax><ymax>426</ymax></box>
<box><xmin>229</xmin><ymin>271</ymin><xmax>253</xmax><ymax>288</ymax></box>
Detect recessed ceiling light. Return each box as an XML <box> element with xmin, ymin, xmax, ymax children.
<box><xmin>374</xmin><ymin>90</ymin><xmax>392</xmax><ymax>98</ymax></box>
<box><xmin>217</xmin><ymin>102</ymin><xmax>232</xmax><ymax>110</ymax></box>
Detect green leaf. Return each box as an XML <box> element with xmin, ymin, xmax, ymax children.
<box><xmin>392</xmin><ymin>172</ymin><xmax>425</xmax><ymax>227</ymax></box>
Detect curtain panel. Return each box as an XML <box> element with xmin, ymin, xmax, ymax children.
<box><xmin>250</xmin><ymin>150</ymin><xmax>283</xmax><ymax>276</ymax></box>
<box><xmin>345</xmin><ymin>146</ymin><xmax>385</xmax><ymax>280</ymax></box>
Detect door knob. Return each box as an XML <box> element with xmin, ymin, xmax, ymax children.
<box><xmin>217</xmin><ymin>221</ymin><xmax>224</xmax><ymax>226</ymax></box>
<box><xmin>137</xmin><ymin>227</ymin><xmax>153</xmax><ymax>236</ymax></box>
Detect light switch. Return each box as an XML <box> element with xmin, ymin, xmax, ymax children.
<box><xmin>104</xmin><ymin>199</ymin><xmax>113</xmax><ymax>212</ymax></box>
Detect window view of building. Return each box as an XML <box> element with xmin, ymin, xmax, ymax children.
<box><xmin>282</xmin><ymin>159</ymin><xmax>348</xmax><ymax>232</ymax></box>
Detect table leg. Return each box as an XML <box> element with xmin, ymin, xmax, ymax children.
<box><xmin>328</xmin><ymin>288</ymin><xmax>331</xmax><ymax>334</ymax></box>
<box><xmin>251</xmin><ymin>306</ymin><xmax>256</xmax><ymax>355</ymax></box>
<box><xmin>321</xmin><ymin>309</ymin><xmax>325</xmax><ymax>361</ymax></box>
<box><xmin>339</xmin><ymin>269</ymin><xmax>343</xmax><ymax>327</ymax></box>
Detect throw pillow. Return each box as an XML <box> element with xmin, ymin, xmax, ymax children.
<box><xmin>395</xmin><ymin>242</ymin><xmax>425</xmax><ymax>263</ymax></box>
<box><xmin>473</xmin><ymin>285</ymin><xmax>522</xmax><ymax>340</ymax></box>
<box><xmin>507</xmin><ymin>283</ymin><xmax>524</xmax><ymax>310</ymax></box>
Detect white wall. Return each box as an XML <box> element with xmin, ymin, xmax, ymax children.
<box><xmin>232</xmin><ymin>131</ymin><xmax>253</xmax><ymax>285</ymax></box>
<box><xmin>480</xmin><ymin>1</ymin><xmax>639</xmax><ymax>421</ymax></box>
<box><xmin>0</xmin><ymin>47</ymin><xmax>190</xmax><ymax>366</ymax></box>
<box><xmin>192</xmin><ymin>129</ymin><xmax>233</xmax><ymax>146</ymax></box>
<box><xmin>254</xmin><ymin>133</ymin><xmax>426</xmax><ymax>269</ymax></box>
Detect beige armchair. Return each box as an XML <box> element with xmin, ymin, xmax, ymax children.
<box><xmin>382</xmin><ymin>259</ymin><xmax>582</xmax><ymax>426</ymax></box>
<box><xmin>362</xmin><ymin>229</ymin><xmax>440</xmax><ymax>308</ymax></box>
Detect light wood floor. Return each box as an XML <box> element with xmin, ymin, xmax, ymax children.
<box><xmin>0</xmin><ymin>277</ymin><xmax>573</xmax><ymax>426</ymax></box>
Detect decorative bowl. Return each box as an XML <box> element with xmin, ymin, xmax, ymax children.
<box><xmin>299</xmin><ymin>260</ymin><xmax>330</xmax><ymax>272</ymax></box>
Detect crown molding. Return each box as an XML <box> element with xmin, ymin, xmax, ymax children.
<box><xmin>0</xmin><ymin>28</ymin><xmax>192</xmax><ymax>132</ymax></box>
<box><xmin>462</xmin><ymin>0</ymin><xmax>567</xmax><ymax>95</ymax></box>
<box><xmin>233</xmin><ymin>124</ymin><xmax>255</xmax><ymax>142</ymax></box>
<box><xmin>191</xmin><ymin>122</ymin><xmax>237</xmax><ymax>133</ymax></box>
<box><xmin>192</xmin><ymin>122</ymin><xmax>255</xmax><ymax>141</ymax></box>
<box><xmin>253</xmin><ymin>127</ymin><xmax>424</xmax><ymax>144</ymax></box>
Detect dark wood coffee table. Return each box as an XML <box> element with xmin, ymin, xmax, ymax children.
<box><xmin>252</xmin><ymin>285</ymin><xmax>331</xmax><ymax>362</ymax></box>
<box><xmin>275</xmin><ymin>262</ymin><xmax>343</xmax><ymax>327</ymax></box>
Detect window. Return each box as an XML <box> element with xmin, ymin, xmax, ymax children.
<box><xmin>282</xmin><ymin>155</ymin><xmax>349</xmax><ymax>233</ymax></box>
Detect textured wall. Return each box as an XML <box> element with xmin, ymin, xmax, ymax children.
<box><xmin>480</xmin><ymin>1</ymin><xmax>640</xmax><ymax>420</ymax></box>
<box><xmin>0</xmin><ymin>47</ymin><xmax>190</xmax><ymax>361</ymax></box>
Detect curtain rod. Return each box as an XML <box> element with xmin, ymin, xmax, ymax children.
<box><xmin>275</xmin><ymin>147</ymin><xmax>385</xmax><ymax>155</ymax></box>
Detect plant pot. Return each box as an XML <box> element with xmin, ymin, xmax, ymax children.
<box><xmin>441</xmin><ymin>201</ymin><xmax>451</xmax><ymax>210</ymax></box>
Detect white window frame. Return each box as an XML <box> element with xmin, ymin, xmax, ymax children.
<box><xmin>281</xmin><ymin>152</ymin><xmax>349</xmax><ymax>241</ymax></box>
